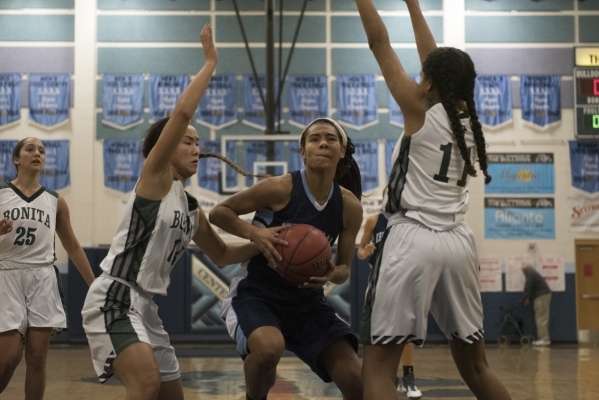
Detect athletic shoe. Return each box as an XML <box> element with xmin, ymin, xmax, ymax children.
<box><xmin>402</xmin><ymin>373</ymin><xmax>422</xmax><ymax>399</ymax></box>
<box><xmin>396</xmin><ymin>376</ymin><xmax>403</xmax><ymax>392</ymax></box>
<box><xmin>532</xmin><ymin>339</ymin><xmax>551</xmax><ymax>346</ymax></box>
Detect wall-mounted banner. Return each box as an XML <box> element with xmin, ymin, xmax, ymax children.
<box><xmin>0</xmin><ymin>74</ymin><xmax>21</xmax><ymax>130</ymax></box>
<box><xmin>505</xmin><ymin>255</ymin><xmax>533</xmax><ymax>292</ymax></box>
<box><xmin>288</xmin><ymin>75</ymin><xmax>328</xmax><ymax>128</ymax></box>
<box><xmin>0</xmin><ymin>140</ymin><xmax>18</xmax><ymax>182</ymax></box>
<box><xmin>474</xmin><ymin>75</ymin><xmax>512</xmax><ymax>130</ymax></box>
<box><xmin>520</xmin><ymin>75</ymin><xmax>561</xmax><ymax>131</ymax></box>
<box><xmin>196</xmin><ymin>74</ymin><xmax>237</xmax><ymax>129</ymax></box>
<box><xmin>102</xmin><ymin>75</ymin><xmax>144</xmax><ymax>130</ymax></box>
<box><xmin>242</xmin><ymin>75</ymin><xmax>279</xmax><ymax>130</ymax></box>
<box><xmin>485</xmin><ymin>197</ymin><xmax>555</xmax><ymax>239</ymax></box>
<box><xmin>274</xmin><ymin>140</ymin><xmax>303</xmax><ymax>173</ymax></box>
<box><xmin>479</xmin><ymin>256</ymin><xmax>502</xmax><ymax>292</ymax></box>
<box><xmin>103</xmin><ymin>140</ymin><xmax>143</xmax><ymax>193</ymax></box>
<box><xmin>39</xmin><ymin>140</ymin><xmax>70</xmax><ymax>191</ymax></box>
<box><xmin>28</xmin><ymin>74</ymin><xmax>70</xmax><ymax>130</ymax></box>
<box><xmin>337</xmin><ymin>74</ymin><xmax>378</xmax><ymax>130</ymax></box>
<box><xmin>485</xmin><ymin>153</ymin><xmax>554</xmax><ymax>194</ymax></box>
<box><xmin>569</xmin><ymin>141</ymin><xmax>599</xmax><ymax>194</ymax></box>
<box><xmin>538</xmin><ymin>255</ymin><xmax>565</xmax><ymax>292</ymax></box>
<box><xmin>569</xmin><ymin>193</ymin><xmax>599</xmax><ymax>232</ymax></box>
<box><xmin>197</xmin><ymin>140</ymin><xmax>237</xmax><ymax>193</ymax></box>
<box><xmin>388</xmin><ymin>75</ymin><xmax>420</xmax><ymax>128</ymax></box>
<box><xmin>149</xmin><ymin>74</ymin><xmax>189</xmax><ymax>122</ymax></box>
<box><xmin>353</xmin><ymin>140</ymin><xmax>379</xmax><ymax>191</ymax></box>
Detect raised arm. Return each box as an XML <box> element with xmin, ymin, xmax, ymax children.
<box><xmin>138</xmin><ymin>25</ymin><xmax>217</xmax><ymax>196</ymax></box>
<box><xmin>405</xmin><ymin>0</ymin><xmax>437</xmax><ymax>64</ymax></box>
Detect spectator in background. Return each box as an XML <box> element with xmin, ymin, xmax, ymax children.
<box><xmin>521</xmin><ymin>263</ymin><xmax>552</xmax><ymax>346</ymax></box>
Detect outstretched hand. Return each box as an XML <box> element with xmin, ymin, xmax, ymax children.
<box><xmin>200</xmin><ymin>24</ymin><xmax>217</xmax><ymax>64</ymax></box>
<box><xmin>0</xmin><ymin>217</ymin><xmax>13</xmax><ymax>235</ymax></box>
<box><xmin>249</xmin><ymin>225</ymin><xmax>288</xmax><ymax>270</ymax></box>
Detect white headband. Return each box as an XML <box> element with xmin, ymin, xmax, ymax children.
<box><xmin>299</xmin><ymin>118</ymin><xmax>348</xmax><ymax>147</ymax></box>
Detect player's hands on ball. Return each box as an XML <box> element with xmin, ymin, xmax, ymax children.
<box><xmin>0</xmin><ymin>217</ymin><xmax>13</xmax><ymax>235</ymax></box>
<box><xmin>300</xmin><ymin>259</ymin><xmax>335</xmax><ymax>289</ymax></box>
<box><xmin>250</xmin><ymin>226</ymin><xmax>288</xmax><ymax>269</ymax></box>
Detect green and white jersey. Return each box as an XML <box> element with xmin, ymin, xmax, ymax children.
<box><xmin>0</xmin><ymin>183</ymin><xmax>58</xmax><ymax>267</ymax></box>
<box><xmin>386</xmin><ymin>103</ymin><xmax>476</xmax><ymax>231</ymax></box>
<box><xmin>100</xmin><ymin>180</ymin><xmax>199</xmax><ymax>295</ymax></box>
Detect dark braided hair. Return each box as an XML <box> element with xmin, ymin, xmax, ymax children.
<box><xmin>422</xmin><ymin>47</ymin><xmax>492</xmax><ymax>184</ymax></box>
<box><xmin>300</xmin><ymin>119</ymin><xmax>362</xmax><ymax>200</ymax></box>
<box><xmin>142</xmin><ymin>117</ymin><xmax>265</xmax><ymax>180</ymax></box>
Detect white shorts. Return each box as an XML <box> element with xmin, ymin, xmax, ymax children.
<box><xmin>82</xmin><ymin>275</ymin><xmax>179</xmax><ymax>383</ymax></box>
<box><xmin>0</xmin><ymin>265</ymin><xmax>67</xmax><ymax>336</ymax></box>
<box><xmin>360</xmin><ymin>221</ymin><xmax>484</xmax><ymax>346</ymax></box>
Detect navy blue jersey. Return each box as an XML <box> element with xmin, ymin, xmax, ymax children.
<box><xmin>248</xmin><ymin>169</ymin><xmax>344</xmax><ymax>292</ymax></box>
<box><xmin>369</xmin><ymin>213</ymin><xmax>388</xmax><ymax>266</ymax></box>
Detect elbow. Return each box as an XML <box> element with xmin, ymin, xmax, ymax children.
<box><xmin>208</xmin><ymin>206</ymin><xmax>223</xmax><ymax>227</ymax></box>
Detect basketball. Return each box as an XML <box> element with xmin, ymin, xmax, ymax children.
<box><xmin>274</xmin><ymin>224</ymin><xmax>332</xmax><ymax>285</ymax></box>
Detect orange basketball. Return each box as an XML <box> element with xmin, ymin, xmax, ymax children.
<box><xmin>274</xmin><ymin>224</ymin><xmax>332</xmax><ymax>285</ymax></box>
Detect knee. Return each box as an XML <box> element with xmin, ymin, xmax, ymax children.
<box><xmin>25</xmin><ymin>349</ymin><xmax>47</xmax><ymax>373</ymax></box>
<box><xmin>0</xmin><ymin>352</ymin><xmax>22</xmax><ymax>378</ymax></box>
<box><xmin>126</xmin><ymin>372</ymin><xmax>161</xmax><ymax>400</ymax></box>
<box><xmin>248</xmin><ymin>335</ymin><xmax>284</xmax><ymax>369</ymax></box>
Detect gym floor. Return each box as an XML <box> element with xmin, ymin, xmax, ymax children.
<box><xmin>1</xmin><ymin>343</ymin><xmax>598</xmax><ymax>399</ymax></box>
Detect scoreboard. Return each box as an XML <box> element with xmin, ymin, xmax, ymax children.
<box><xmin>575</xmin><ymin>67</ymin><xmax>599</xmax><ymax>139</ymax></box>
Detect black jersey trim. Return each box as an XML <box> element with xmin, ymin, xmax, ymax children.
<box><xmin>7</xmin><ymin>182</ymin><xmax>48</xmax><ymax>203</ymax></box>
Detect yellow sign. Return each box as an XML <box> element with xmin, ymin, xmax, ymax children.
<box><xmin>576</xmin><ymin>48</ymin><xmax>599</xmax><ymax>67</ymax></box>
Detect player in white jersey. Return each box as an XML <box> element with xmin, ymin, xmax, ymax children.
<box><xmin>82</xmin><ymin>25</ymin><xmax>266</xmax><ymax>400</ymax></box>
<box><xmin>356</xmin><ymin>1</ymin><xmax>511</xmax><ymax>399</ymax></box>
<box><xmin>0</xmin><ymin>137</ymin><xmax>95</xmax><ymax>400</ymax></box>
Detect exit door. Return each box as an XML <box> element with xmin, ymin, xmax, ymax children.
<box><xmin>575</xmin><ymin>240</ymin><xmax>599</xmax><ymax>343</ymax></box>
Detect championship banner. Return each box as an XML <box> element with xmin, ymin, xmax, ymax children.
<box><xmin>475</xmin><ymin>75</ymin><xmax>512</xmax><ymax>130</ymax></box>
<box><xmin>520</xmin><ymin>75</ymin><xmax>561</xmax><ymax>131</ymax></box>
<box><xmin>353</xmin><ymin>140</ymin><xmax>379</xmax><ymax>191</ymax></box>
<box><xmin>485</xmin><ymin>153</ymin><xmax>554</xmax><ymax>194</ymax></box>
<box><xmin>0</xmin><ymin>74</ymin><xmax>21</xmax><ymax>130</ymax></box>
<box><xmin>385</xmin><ymin>139</ymin><xmax>397</xmax><ymax>178</ymax></box>
<box><xmin>0</xmin><ymin>140</ymin><xmax>18</xmax><ymax>182</ymax></box>
<box><xmin>388</xmin><ymin>75</ymin><xmax>419</xmax><ymax>128</ymax></box>
<box><xmin>103</xmin><ymin>140</ymin><xmax>143</xmax><ymax>193</ymax></box>
<box><xmin>569</xmin><ymin>141</ymin><xmax>599</xmax><ymax>194</ymax></box>
<box><xmin>569</xmin><ymin>193</ymin><xmax>599</xmax><ymax>232</ymax></box>
<box><xmin>149</xmin><ymin>74</ymin><xmax>189</xmax><ymax>122</ymax></box>
<box><xmin>505</xmin><ymin>255</ymin><xmax>533</xmax><ymax>292</ymax></box>
<box><xmin>538</xmin><ymin>255</ymin><xmax>565</xmax><ymax>292</ymax></box>
<box><xmin>242</xmin><ymin>75</ymin><xmax>279</xmax><ymax>130</ymax></box>
<box><xmin>28</xmin><ymin>74</ymin><xmax>70</xmax><ymax>130</ymax></box>
<box><xmin>484</xmin><ymin>197</ymin><xmax>555</xmax><ymax>239</ymax></box>
<box><xmin>337</xmin><ymin>75</ymin><xmax>378</xmax><ymax>130</ymax></box>
<box><xmin>242</xmin><ymin>141</ymin><xmax>272</xmax><ymax>187</ymax></box>
<box><xmin>196</xmin><ymin>74</ymin><xmax>237</xmax><ymax>129</ymax></box>
<box><xmin>274</xmin><ymin>141</ymin><xmax>303</xmax><ymax>173</ymax></box>
<box><xmin>479</xmin><ymin>256</ymin><xmax>502</xmax><ymax>292</ymax></box>
<box><xmin>39</xmin><ymin>140</ymin><xmax>70</xmax><ymax>190</ymax></box>
<box><xmin>102</xmin><ymin>75</ymin><xmax>144</xmax><ymax>130</ymax></box>
<box><xmin>288</xmin><ymin>75</ymin><xmax>328</xmax><ymax>128</ymax></box>
<box><xmin>197</xmin><ymin>140</ymin><xmax>237</xmax><ymax>193</ymax></box>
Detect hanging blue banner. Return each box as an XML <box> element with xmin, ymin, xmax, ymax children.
<box><xmin>275</xmin><ymin>141</ymin><xmax>303</xmax><ymax>173</ymax></box>
<box><xmin>385</xmin><ymin>139</ymin><xmax>396</xmax><ymax>178</ymax></box>
<box><xmin>242</xmin><ymin>75</ymin><xmax>279</xmax><ymax>130</ymax></box>
<box><xmin>0</xmin><ymin>140</ymin><xmax>18</xmax><ymax>182</ymax></box>
<box><xmin>39</xmin><ymin>140</ymin><xmax>70</xmax><ymax>190</ymax></box>
<box><xmin>475</xmin><ymin>75</ymin><xmax>512</xmax><ymax>130</ymax></box>
<box><xmin>149</xmin><ymin>74</ymin><xmax>189</xmax><ymax>122</ymax></box>
<box><xmin>243</xmin><ymin>141</ymin><xmax>269</xmax><ymax>187</ymax></box>
<box><xmin>198</xmin><ymin>140</ymin><xmax>237</xmax><ymax>193</ymax></box>
<box><xmin>520</xmin><ymin>75</ymin><xmax>561</xmax><ymax>130</ymax></box>
<box><xmin>388</xmin><ymin>75</ymin><xmax>419</xmax><ymax>128</ymax></box>
<box><xmin>337</xmin><ymin>75</ymin><xmax>378</xmax><ymax>130</ymax></box>
<box><xmin>196</xmin><ymin>74</ymin><xmax>237</xmax><ymax>129</ymax></box>
<box><xmin>353</xmin><ymin>140</ymin><xmax>379</xmax><ymax>191</ymax></box>
<box><xmin>484</xmin><ymin>197</ymin><xmax>555</xmax><ymax>239</ymax></box>
<box><xmin>288</xmin><ymin>75</ymin><xmax>328</xmax><ymax>128</ymax></box>
<box><xmin>569</xmin><ymin>141</ymin><xmax>599</xmax><ymax>194</ymax></box>
<box><xmin>28</xmin><ymin>74</ymin><xmax>70</xmax><ymax>130</ymax></box>
<box><xmin>0</xmin><ymin>74</ymin><xmax>21</xmax><ymax>130</ymax></box>
<box><xmin>485</xmin><ymin>153</ymin><xmax>554</xmax><ymax>194</ymax></box>
<box><xmin>103</xmin><ymin>140</ymin><xmax>143</xmax><ymax>193</ymax></box>
<box><xmin>102</xmin><ymin>75</ymin><xmax>144</xmax><ymax>130</ymax></box>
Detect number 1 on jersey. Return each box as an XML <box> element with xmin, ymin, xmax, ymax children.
<box><xmin>433</xmin><ymin>142</ymin><xmax>470</xmax><ymax>188</ymax></box>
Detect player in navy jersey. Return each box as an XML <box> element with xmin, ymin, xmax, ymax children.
<box><xmin>210</xmin><ymin>118</ymin><xmax>364</xmax><ymax>400</ymax></box>
<box><xmin>0</xmin><ymin>137</ymin><xmax>95</xmax><ymax>400</ymax></box>
<box><xmin>356</xmin><ymin>0</ymin><xmax>511</xmax><ymax>399</ymax></box>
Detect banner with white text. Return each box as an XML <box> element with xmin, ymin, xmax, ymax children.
<box><xmin>28</xmin><ymin>74</ymin><xmax>70</xmax><ymax>130</ymax></box>
<box><xmin>0</xmin><ymin>74</ymin><xmax>21</xmax><ymax>130</ymax></box>
<box><xmin>485</xmin><ymin>153</ymin><xmax>554</xmax><ymax>194</ymax></box>
<box><xmin>520</xmin><ymin>75</ymin><xmax>561</xmax><ymax>131</ymax></box>
<box><xmin>337</xmin><ymin>75</ymin><xmax>378</xmax><ymax>130</ymax></box>
<box><xmin>485</xmin><ymin>197</ymin><xmax>555</xmax><ymax>239</ymax></box>
<box><xmin>102</xmin><ymin>75</ymin><xmax>144</xmax><ymax>130</ymax></box>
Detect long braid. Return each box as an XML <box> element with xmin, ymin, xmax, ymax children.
<box><xmin>465</xmin><ymin>97</ymin><xmax>492</xmax><ymax>184</ymax></box>
<box><xmin>334</xmin><ymin>137</ymin><xmax>362</xmax><ymax>200</ymax></box>
<box><xmin>199</xmin><ymin>151</ymin><xmax>268</xmax><ymax>179</ymax></box>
